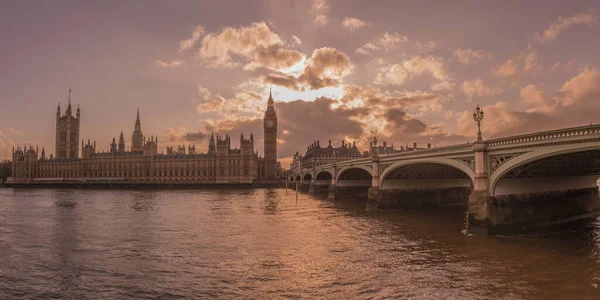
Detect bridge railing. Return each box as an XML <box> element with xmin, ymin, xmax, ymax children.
<box><xmin>379</xmin><ymin>143</ymin><xmax>474</xmax><ymax>159</ymax></box>
<box><xmin>486</xmin><ymin>124</ymin><xmax>600</xmax><ymax>148</ymax></box>
<box><xmin>296</xmin><ymin>125</ymin><xmax>600</xmax><ymax>175</ymax></box>
<box><xmin>304</xmin><ymin>143</ymin><xmax>475</xmax><ymax>174</ymax></box>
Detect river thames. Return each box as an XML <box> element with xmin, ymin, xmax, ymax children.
<box><xmin>0</xmin><ymin>188</ymin><xmax>599</xmax><ymax>299</ymax></box>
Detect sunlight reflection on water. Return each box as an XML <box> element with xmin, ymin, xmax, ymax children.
<box><xmin>0</xmin><ymin>188</ymin><xmax>599</xmax><ymax>299</ymax></box>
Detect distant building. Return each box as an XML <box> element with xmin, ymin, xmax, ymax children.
<box><xmin>290</xmin><ymin>152</ymin><xmax>303</xmax><ymax>174</ymax></box>
<box><xmin>368</xmin><ymin>138</ymin><xmax>433</xmax><ymax>156</ymax></box>
<box><xmin>291</xmin><ymin>140</ymin><xmax>362</xmax><ymax>172</ymax></box>
<box><xmin>10</xmin><ymin>90</ymin><xmax>282</xmax><ymax>184</ymax></box>
<box><xmin>369</xmin><ymin>139</ymin><xmax>396</xmax><ymax>155</ymax></box>
<box><xmin>398</xmin><ymin>142</ymin><xmax>432</xmax><ymax>152</ymax></box>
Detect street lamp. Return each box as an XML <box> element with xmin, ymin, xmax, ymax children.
<box><xmin>473</xmin><ymin>105</ymin><xmax>484</xmax><ymax>141</ymax></box>
<box><xmin>372</xmin><ymin>136</ymin><xmax>379</xmax><ymax>157</ymax></box>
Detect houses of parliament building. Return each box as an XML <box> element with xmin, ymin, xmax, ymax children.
<box><xmin>10</xmin><ymin>90</ymin><xmax>281</xmax><ymax>184</ymax></box>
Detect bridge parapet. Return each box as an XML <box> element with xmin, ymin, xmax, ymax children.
<box><xmin>487</xmin><ymin>124</ymin><xmax>600</xmax><ymax>149</ymax></box>
<box><xmin>380</xmin><ymin>143</ymin><xmax>474</xmax><ymax>160</ymax></box>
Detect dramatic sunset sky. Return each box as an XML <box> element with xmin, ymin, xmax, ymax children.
<box><xmin>1</xmin><ymin>1</ymin><xmax>600</xmax><ymax>166</ymax></box>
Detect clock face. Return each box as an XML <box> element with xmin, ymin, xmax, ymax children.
<box><xmin>267</xmin><ymin>120</ymin><xmax>275</xmax><ymax>128</ymax></box>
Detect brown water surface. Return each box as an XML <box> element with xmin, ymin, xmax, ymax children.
<box><xmin>0</xmin><ymin>188</ymin><xmax>599</xmax><ymax>299</ymax></box>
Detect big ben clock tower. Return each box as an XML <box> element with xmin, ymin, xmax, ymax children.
<box><xmin>263</xmin><ymin>87</ymin><xmax>278</xmax><ymax>179</ymax></box>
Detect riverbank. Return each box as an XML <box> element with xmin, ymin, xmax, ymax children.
<box><xmin>4</xmin><ymin>180</ymin><xmax>286</xmax><ymax>189</ymax></box>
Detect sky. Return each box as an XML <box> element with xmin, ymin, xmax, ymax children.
<box><xmin>1</xmin><ymin>0</ymin><xmax>600</xmax><ymax>167</ymax></box>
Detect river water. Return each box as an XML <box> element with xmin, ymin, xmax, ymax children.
<box><xmin>0</xmin><ymin>188</ymin><xmax>599</xmax><ymax>299</ymax></box>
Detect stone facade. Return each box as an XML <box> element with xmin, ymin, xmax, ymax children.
<box><xmin>10</xmin><ymin>101</ymin><xmax>269</xmax><ymax>184</ymax></box>
<box><xmin>55</xmin><ymin>98</ymin><xmax>80</xmax><ymax>159</ymax></box>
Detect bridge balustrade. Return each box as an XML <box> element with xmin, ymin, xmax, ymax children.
<box><xmin>290</xmin><ymin>124</ymin><xmax>600</xmax><ymax>235</ymax></box>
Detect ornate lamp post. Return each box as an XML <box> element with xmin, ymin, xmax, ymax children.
<box><xmin>473</xmin><ymin>105</ymin><xmax>484</xmax><ymax>141</ymax></box>
<box><xmin>372</xmin><ymin>136</ymin><xmax>379</xmax><ymax>157</ymax></box>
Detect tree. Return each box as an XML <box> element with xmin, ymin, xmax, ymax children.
<box><xmin>0</xmin><ymin>161</ymin><xmax>12</xmax><ymax>182</ymax></box>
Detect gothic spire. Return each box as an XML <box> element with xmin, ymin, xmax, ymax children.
<box><xmin>135</xmin><ymin>108</ymin><xmax>141</xmax><ymax>130</ymax></box>
<box><xmin>66</xmin><ymin>88</ymin><xmax>72</xmax><ymax>116</ymax></box>
<box><xmin>267</xmin><ymin>85</ymin><xmax>274</xmax><ymax>108</ymax></box>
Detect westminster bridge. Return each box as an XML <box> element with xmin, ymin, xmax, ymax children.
<box><xmin>289</xmin><ymin>124</ymin><xmax>600</xmax><ymax>235</ymax></box>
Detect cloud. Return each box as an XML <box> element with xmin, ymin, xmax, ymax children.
<box><xmin>535</xmin><ymin>13</ymin><xmax>598</xmax><ymax>43</ymax></box>
<box><xmin>492</xmin><ymin>46</ymin><xmax>541</xmax><ymax>77</ymax></box>
<box><xmin>179</xmin><ymin>25</ymin><xmax>205</xmax><ymax>52</ymax></box>
<box><xmin>243</xmin><ymin>45</ymin><xmax>304</xmax><ymax>71</ymax></box>
<box><xmin>431</xmin><ymin>81</ymin><xmax>454</xmax><ymax>91</ymax></box>
<box><xmin>453</xmin><ymin>48</ymin><xmax>492</xmax><ymax>64</ymax></box>
<box><xmin>263</xmin><ymin>47</ymin><xmax>352</xmax><ymax>91</ymax></box>
<box><xmin>339</xmin><ymin>85</ymin><xmax>444</xmax><ymax>113</ymax></box>
<box><xmin>154</xmin><ymin>60</ymin><xmax>183</xmax><ymax>68</ymax></box>
<box><xmin>457</xmin><ymin>67</ymin><xmax>600</xmax><ymax>140</ymax></box>
<box><xmin>523</xmin><ymin>49</ymin><xmax>541</xmax><ymax>72</ymax></box>
<box><xmin>291</xmin><ymin>35</ymin><xmax>302</xmax><ymax>46</ymax></box>
<box><xmin>520</xmin><ymin>67</ymin><xmax>600</xmax><ymax>114</ymax></box>
<box><xmin>520</xmin><ymin>84</ymin><xmax>559</xmax><ymax>114</ymax></box>
<box><xmin>558</xmin><ymin>67</ymin><xmax>600</xmax><ymax>107</ymax></box>
<box><xmin>311</xmin><ymin>0</ymin><xmax>329</xmax><ymax>25</ymax></box>
<box><xmin>8</xmin><ymin>128</ymin><xmax>23</xmax><ymax>136</ymax></box>
<box><xmin>183</xmin><ymin>132</ymin><xmax>207</xmax><ymax>142</ymax></box>
<box><xmin>195</xmin><ymin>83</ymin><xmax>461</xmax><ymax>160</ymax></box>
<box><xmin>165</xmin><ymin>127</ymin><xmax>208</xmax><ymax>144</ymax></box>
<box><xmin>342</xmin><ymin>17</ymin><xmax>370</xmax><ymax>31</ymax></box>
<box><xmin>461</xmin><ymin>79</ymin><xmax>503</xmax><ymax>102</ymax></box>
<box><xmin>0</xmin><ymin>130</ymin><xmax>4</xmax><ymax>138</ymax></box>
<box><xmin>203</xmin><ymin>97</ymin><xmax>367</xmax><ymax>158</ymax></box>
<box><xmin>375</xmin><ymin>56</ymin><xmax>454</xmax><ymax>90</ymax></box>
<box><xmin>492</xmin><ymin>58</ymin><xmax>519</xmax><ymax>77</ymax></box>
<box><xmin>549</xmin><ymin>59</ymin><xmax>578</xmax><ymax>73</ymax></box>
<box><xmin>198</xmin><ymin>22</ymin><xmax>303</xmax><ymax>71</ymax></box>
<box><xmin>196</xmin><ymin>90</ymin><xmax>264</xmax><ymax>118</ymax></box>
<box><xmin>314</xmin><ymin>15</ymin><xmax>329</xmax><ymax>26</ymax></box>
<box><xmin>383</xmin><ymin>109</ymin><xmax>427</xmax><ymax>136</ymax></box>
<box><xmin>196</xmin><ymin>85</ymin><xmax>212</xmax><ymax>102</ymax></box>
<box><xmin>356</xmin><ymin>32</ymin><xmax>409</xmax><ymax>54</ymax></box>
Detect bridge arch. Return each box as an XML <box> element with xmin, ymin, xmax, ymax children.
<box><xmin>315</xmin><ymin>170</ymin><xmax>332</xmax><ymax>181</ymax></box>
<box><xmin>380</xmin><ymin>158</ymin><xmax>476</xmax><ymax>185</ymax></box>
<box><xmin>303</xmin><ymin>173</ymin><xmax>313</xmax><ymax>182</ymax></box>
<box><xmin>336</xmin><ymin>166</ymin><xmax>373</xmax><ymax>187</ymax></box>
<box><xmin>489</xmin><ymin>142</ymin><xmax>600</xmax><ymax>196</ymax></box>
